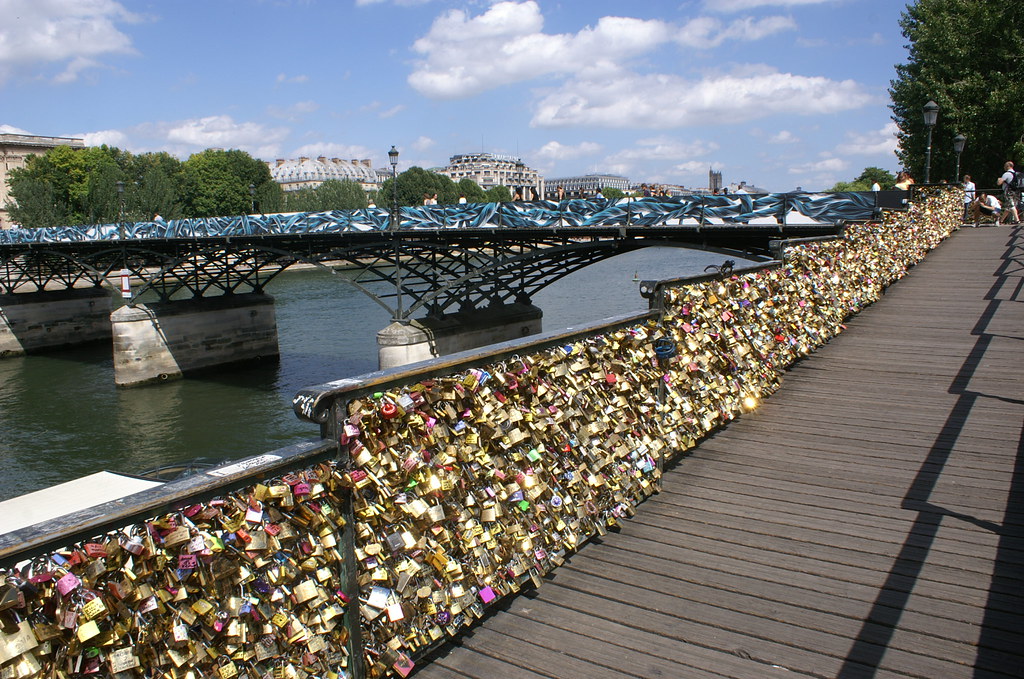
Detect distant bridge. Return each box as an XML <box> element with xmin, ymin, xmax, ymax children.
<box><xmin>0</xmin><ymin>192</ymin><xmax>885</xmax><ymax>317</ymax></box>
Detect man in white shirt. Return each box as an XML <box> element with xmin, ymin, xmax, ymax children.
<box><xmin>996</xmin><ymin>162</ymin><xmax>1020</xmax><ymax>224</ymax></box>
<box><xmin>970</xmin><ymin>192</ymin><xmax>1001</xmax><ymax>226</ymax></box>
<box><xmin>962</xmin><ymin>174</ymin><xmax>975</xmax><ymax>223</ymax></box>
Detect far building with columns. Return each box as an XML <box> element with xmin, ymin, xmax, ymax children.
<box><xmin>436</xmin><ymin>153</ymin><xmax>544</xmax><ymax>200</ymax></box>
<box><xmin>545</xmin><ymin>174</ymin><xmax>630</xmax><ymax>199</ymax></box>
<box><xmin>267</xmin><ymin>156</ymin><xmax>381</xmax><ymax>193</ymax></box>
<box><xmin>0</xmin><ymin>133</ymin><xmax>85</xmax><ymax>229</ymax></box>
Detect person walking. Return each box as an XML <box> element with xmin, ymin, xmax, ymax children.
<box><xmin>996</xmin><ymin>161</ymin><xmax>1020</xmax><ymax>225</ymax></box>
<box><xmin>962</xmin><ymin>174</ymin><xmax>975</xmax><ymax>224</ymax></box>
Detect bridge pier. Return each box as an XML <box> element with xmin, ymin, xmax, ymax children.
<box><xmin>378</xmin><ymin>303</ymin><xmax>543</xmax><ymax>369</ymax></box>
<box><xmin>111</xmin><ymin>293</ymin><xmax>279</xmax><ymax>387</ymax></box>
<box><xmin>0</xmin><ymin>288</ymin><xmax>112</xmax><ymax>357</ymax></box>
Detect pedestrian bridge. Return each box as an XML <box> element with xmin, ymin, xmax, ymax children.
<box><xmin>0</xmin><ymin>192</ymin><xmax>892</xmax><ymax>386</ymax></box>
<box><xmin>2</xmin><ymin>187</ymin><xmax>1016</xmax><ymax>679</ymax></box>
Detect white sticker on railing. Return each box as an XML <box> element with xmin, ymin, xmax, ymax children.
<box><xmin>206</xmin><ymin>454</ymin><xmax>282</xmax><ymax>477</ymax></box>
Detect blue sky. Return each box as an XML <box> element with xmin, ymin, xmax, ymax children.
<box><xmin>0</xmin><ymin>0</ymin><xmax>911</xmax><ymax>191</ymax></box>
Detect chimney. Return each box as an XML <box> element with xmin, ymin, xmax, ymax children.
<box><xmin>275</xmin><ymin>159</ymin><xmax>285</xmax><ymax>167</ymax></box>
<box><xmin>317</xmin><ymin>156</ymin><xmax>327</xmax><ymax>163</ymax></box>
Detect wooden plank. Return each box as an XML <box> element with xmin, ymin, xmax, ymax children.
<box><xmin>408</xmin><ymin>225</ymin><xmax>1024</xmax><ymax>678</ymax></box>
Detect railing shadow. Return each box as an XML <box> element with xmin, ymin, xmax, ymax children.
<box><xmin>837</xmin><ymin>226</ymin><xmax>1024</xmax><ymax>677</ymax></box>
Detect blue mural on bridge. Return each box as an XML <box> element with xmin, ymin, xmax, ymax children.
<box><xmin>0</xmin><ymin>192</ymin><xmax>878</xmax><ymax>245</ymax></box>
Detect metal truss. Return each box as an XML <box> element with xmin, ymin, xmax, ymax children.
<box><xmin>0</xmin><ymin>224</ymin><xmax>838</xmax><ymax>320</ymax></box>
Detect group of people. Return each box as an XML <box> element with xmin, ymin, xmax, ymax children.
<box><xmin>964</xmin><ymin>161</ymin><xmax>1021</xmax><ymax>226</ymax></box>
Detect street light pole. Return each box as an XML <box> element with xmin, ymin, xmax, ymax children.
<box><xmin>922</xmin><ymin>100</ymin><xmax>939</xmax><ymax>183</ymax></box>
<box><xmin>388</xmin><ymin>146</ymin><xmax>399</xmax><ymax>230</ymax></box>
<box><xmin>387</xmin><ymin>146</ymin><xmax>404</xmax><ymax>322</ymax></box>
<box><xmin>115</xmin><ymin>180</ymin><xmax>125</xmax><ymax>240</ymax></box>
<box><xmin>953</xmin><ymin>133</ymin><xmax>967</xmax><ymax>182</ymax></box>
<box><xmin>249</xmin><ymin>184</ymin><xmax>257</xmax><ymax>214</ymax></box>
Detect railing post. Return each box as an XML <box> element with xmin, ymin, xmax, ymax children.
<box><xmin>327</xmin><ymin>397</ymin><xmax>365</xmax><ymax>679</ymax></box>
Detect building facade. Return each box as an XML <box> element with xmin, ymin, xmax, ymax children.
<box><xmin>268</xmin><ymin>157</ymin><xmax>380</xmax><ymax>193</ymax></box>
<box><xmin>546</xmin><ymin>174</ymin><xmax>630</xmax><ymax>198</ymax></box>
<box><xmin>438</xmin><ymin>153</ymin><xmax>543</xmax><ymax>199</ymax></box>
<box><xmin>0</xmin><ymin>133</ymin><xmax>85</xmax><ymax>229</ymax></box>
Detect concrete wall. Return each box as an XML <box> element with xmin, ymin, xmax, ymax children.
<box><xmin>111</xmin><ymin>293</ymin><xmax>279</xmax><ymax>387</ymax></box>
<box><xmin>0</xmin><ymin>288</ymin><xmax>112</xmax><ymax>357</ymax></box>
<box><xmin>377</xmin><ymin>303</ymin><xmax>542</xmax><ymax>370</ymax></box>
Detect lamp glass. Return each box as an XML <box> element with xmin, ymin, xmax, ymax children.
<box><xmin>953</xmin><ymin>134</ymin><xmax>966</xmax><ymax>154</ymax></box>
<box><xmin>922</xmin><ymin>100</ymin><xmax>939</xmax><ymax>127</ymax></box>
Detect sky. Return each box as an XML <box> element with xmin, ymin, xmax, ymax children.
<box><xmin>0</xmin><ymin>0</ymin><xmax>912</xmax><ymax>192</ymax></box>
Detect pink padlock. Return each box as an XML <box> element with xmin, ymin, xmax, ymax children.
<box><xmin>56</xmin><ymin>572</ymin><xmax>81</xmax><ymax>596</ymax></box>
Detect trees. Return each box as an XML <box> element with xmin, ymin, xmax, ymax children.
<box><xmin>829</xmin><ymin>167</ymin><xmax>897</xmax><ymax>192</ymax></box>
<box><xmin>180</xmin><ymin>149</ymin><xmax>275</xmax><ymax>218</ymax></box>
<box><xmin>601</xmin><ymin>187</ymin><xmax>626</xmax><ymax>200</ymax></box>
<box><xmin>890</xmin><ymin>0</ymin><xmax>1024</xmax><ymax>186</ymax></box>
<box><xmin>282</xmin><ymin>179</ymin><xmax>367</xmax><ymax>213</ymax></box>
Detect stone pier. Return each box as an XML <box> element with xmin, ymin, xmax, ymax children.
<box><xmin>377</xmin><ymin>303</ymin><xmax>543</xmax><ymax>370</ymax></box>
<box><xmin>111</xmin><ymin>293</ymin><xmax>279</xmax><ymax>387</ymax></box>
<box><xmin>0</xmin><ymin>288</ymin><xmax>113</xmax><ymax>357</ymax></box>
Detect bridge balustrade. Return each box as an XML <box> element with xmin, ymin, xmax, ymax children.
<box><xmin>0</xmin><ymin>192</ymin><xmax>884</xmax><ymax>244</ymax></box>
<box><xmin>0</xmin><ymin>189</ymin><xmax>960</xmax><ymax>679</ymax></box>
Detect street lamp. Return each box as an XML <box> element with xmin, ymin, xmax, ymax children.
<box><xmin>922</xmin><ymin>100</ymin><xmax>939</xmax><ymax>183</ymax></box>
<box><xmin>115</xmin><ymin>180</ymin><xmax>125</xmax><ymax>240</ymax></box>
<box><xmin>249</xmin><ymin>184</ymin><xmax>256</xmax><ymax>214</ymax></box>
<box><xmin>388</xmin><ymin>145</ymin><xmax>399</xmax><ymax>230</ymax></box>
<box><xmin>953</xmin><ymin>134</ymin><xmax>967</xmax><ymax>182</ymax></box>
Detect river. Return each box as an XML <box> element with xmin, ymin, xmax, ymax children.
<box><xmin>0</xmin><ymin>247</ymin><xmax>743</xmax><ymax>501</ymax></box>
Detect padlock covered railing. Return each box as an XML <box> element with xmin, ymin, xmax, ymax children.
<box><xmin>0</xmin><ymin>188</ymin><xmax>962</xmax><ymax>679</ymax></box>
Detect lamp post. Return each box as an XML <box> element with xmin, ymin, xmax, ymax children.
<box><xmin>115</xmin><ymin>181</ymin><xmax>125</xmax><ymax>240</ymax></box>
<box><xmin>387</xmin><ymin>145</ymin><xmax>404</xmax><ymax>322</ymax></box>
<box><xmin>388</xmin><ymin>146</ymin><xmax>399</xmax><ymax>230</ymax></box>
<box><xmin>953</xmin><ymin>134</ymin><xmax>966</xmax><ymax>182</ymax></box>
<box><xmin>922</xmin><ymin>100</ymin><xmax>939</xmax><ymax>183</ymax></box>
<box><xmin>249</xmin><ymin>184</ymin><xmax>256</xmax><ymax>214</ymax></box>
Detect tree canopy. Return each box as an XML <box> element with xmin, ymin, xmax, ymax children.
<box><xmin>6</xmin><ymin>145</ymin><xmax>283</xmax><ymax>228</ymax></box>
<box><xmin>829</xmin><ymin>167</ymin><xmax>897</xmax><ymax>192</ymax></box>
<box><xmin>890</xmin><ymin>0</ymin><xmax>1024</xmax><ymax>186</ymax></box>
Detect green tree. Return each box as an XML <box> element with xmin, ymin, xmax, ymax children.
<box><xmin>315</xmin><ymin>179</ymin><xmax>368</xmax><ymax>210</ymax></box>
<box><xmin>378</xmin><ymin>166</ymin><xmax>459</xmax><ymax>207</ymax></box>
<box><xmin>181</xmin><ymin>149</ymin><xmax>274</xmax><ymax>218</ymax></box>
<box><xmin>890</xmin><ymin>0</ymin><xmax>1024</xmax><ymax>185</ymax></box>
<box><xmin>486</xmin><ymin>185</ymin><xmax>512</xmax><ymax>203</ymax></box>
<box><xmin>829</xmin><ymin>167</ymin><xmax>897</xmax><ymax>192</ymax></box>
<box><xmin>601</xmin><ymin>187</ymin><xmax>626</xmax><ymax>200</ymax></box>
<box><xmin>456</xmin><ymin>177</ymin><xmax>488</xmax><ymax>203</ymax></box>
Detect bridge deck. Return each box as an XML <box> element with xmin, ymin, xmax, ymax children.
<box><xmin>413</xmin><ymin>225</ymin><xmax>1024</xmax><ymax>679</ymax></box>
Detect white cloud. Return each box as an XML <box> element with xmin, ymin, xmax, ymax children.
<box><xmin>676</xmin><ymin>15</ymin><xmax>795</xmax><ymax>48</ymax></box>
<box><xmin>379</xmin><ymin>105</ymin><xmax>405</xmax><ymax>119</ymax></box>
<box><xmin>80</xmin><ymin>129</ymin><xmax>127</xmax><ymax>147</ymax></box>
<box><xmin>789</xmin><ymin>156</ymin><xmax>847</xmax><ymax>174</ymax></box>
<box><xmin>707</xmin><ymin>0</ymin><xmax>835</xmax><ymax>11</ymax></box>
<box><xmin>534</xmin><ymin>140</ymin><xmax>602</xmax><ymax>161</ymax></box>
<box><xmin>672</xmin><ymin>160</ymin><xmax>710</xmax><ymax>175</ymax></box>
<box><xmin>290</xmin><ymin>142</ymin><xmax>375</xmax><ymax>161</ymax></box>
<box><xmin>769</xmin><ymin>130</ymin><xmax>799</xmax><ymax>144</ymax></box>
<box><xmin>0</xmin><ymin>124</ymin><xmax>32</xmax><ymax>134</ymax></box>
<box><xmin>267</xmin><ymin>100</ymin><xmax>320</xmax><ymax>120</ymax></box>
<box><xmin>276</xmin><ymin>73</ymin><xmax>309</xmax><ymax>84</ymax></box>
<box><xmin>532</xmin><ymin>67</ymin><xmax>872</xmax><ymax>128</ymax></box>
<box><xmin>606</xmin><ymin>136</ymin><xmax>719</xmax><ymax>163</ymax></box>
<box><xmin>412</xmin><ymin>136</ymin><xmax>435</xmax><ymax>152</ymax></box>
<box><xmin>164</xmin><ymin>115</ymin><xmax>290</xmax><ymax>159</ymax></box>
<box><xmin>409</xmin><ymin>2</ymin><xmax>675</xmax><ymax>99</ymax></box>
<box><xmin>0</xmin><ymin>0</ymin><xmax>137</xmax><ymax>84</ymax></box>
<box><xmin>836</xmin><ymin>122</ymin><xmax>898</xmax><ymax>156</ymax></box>
<box><xmin>356</xmin><ymin>0</ymin><xmax>431</xmax><ymax>5</ymax></box>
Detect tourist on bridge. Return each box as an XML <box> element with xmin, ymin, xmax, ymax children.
<box><xmin>996</xmin><ymin>161</ymin><xmax>1020</xmax><ymax>225</ymax></box>
<box><xmin>970</xmin><ymin>192</ymin><xmax>1001</xmax><ymax>226</ymax></box>
<box><xmin>894</xmin><ymin>171</ymin><xmax>915</xmax><ymax>190</ymax></box>
<box><xmin>962</xmin><ymin>174</ymin><xmax>975</xmax><ymax>222</ymax></box>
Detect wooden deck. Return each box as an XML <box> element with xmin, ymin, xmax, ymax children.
<box><xmin>413</xmin><ymin>225</ymin><xmax>1024</xmax><ymax>679</ymax></box>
